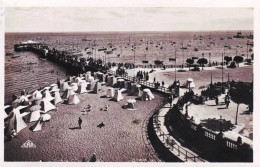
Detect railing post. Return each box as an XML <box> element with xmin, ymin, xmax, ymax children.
<box><xmin>172</xmin><ymin>139</ymin><xmax>174</xmax><ymax>151</ymax></box>
<box><xmin>178</xmin><ymin>145</ymin><xmax>180</xmax><ymax>156</ymax></box>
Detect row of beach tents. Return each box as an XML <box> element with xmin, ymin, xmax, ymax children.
<box><xmin>4</xmin><ymin>71</ymin><xmax>155</xmax><ymax>138</ymax></box>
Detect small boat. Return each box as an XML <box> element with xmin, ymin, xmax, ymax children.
<box><xmin>233</xmin><ymin>31</ymin><xmax>244</xmax><ymax>38</ymax></box>
<box><xmin>154</xmin><ymin>59</ymin><xmax>163</xmax><ymax>65</ymax></box>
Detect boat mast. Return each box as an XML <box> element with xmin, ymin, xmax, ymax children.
<box><xmin>175</xmin><ymin>49</ymin><xmax>177</xmax><ymax>82</ymax></box>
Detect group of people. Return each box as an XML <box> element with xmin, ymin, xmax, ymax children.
<box><xmin>215</xmin><ymin>93</ymin><xmax>230</xmax><ymax>109</ymax></box>
<box><xmin>136</xmin><ymin>70</ymin><xmax>149</xmax><ymax>81</ymax></box>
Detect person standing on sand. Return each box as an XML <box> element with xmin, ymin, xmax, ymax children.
<box><xmin>225</xmin><ymin>96</ymin><xmax>230</xmax><ymax>109</ymax></box>
<box><xmin>154</xmin><ymin>77</ymin><xmax>156</xmax><ymax>83</ymax></box>
<box><xmin>215</xmin><ymin>96</ymin><xmax>219</xmax><ymax>106</ymax></box>
<box><xmin>90</xmin><ymin>153</ymin><xmax>96</xmax><ymax>162</ymax></box>
<box><xmin>78</xmin><ymin>117</ymin><xmax>82</xmax><ymax>129</ymax></box>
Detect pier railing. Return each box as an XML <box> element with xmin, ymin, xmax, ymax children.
<box><xmin>152</xmin><ymin>111</ymin><xmax>205</xmax><ymax>162</ymax></box>
<box><xmin>109</xmin><ymin>71</ymin><xmax>171</xmax><ymax>94</ymax></box>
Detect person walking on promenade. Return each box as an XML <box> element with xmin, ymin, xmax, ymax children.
<box><xmin>225</xmin><ymin>95</ymin><xmax>230</xmax><ymax>109</ymax></box>
<box><xmin>215</xmin><ymin>96</ymin><xmax>219</xmax><ymax>106</ymax></box>
<box><xmin>78</xmin><ymin>117</ymin><xmax>82</xmax><ymax>129</ymax></box>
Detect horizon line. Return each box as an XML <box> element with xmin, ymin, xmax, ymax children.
<box><xmin>5</xmin><ymin>30</ymin><xmax>254</xmax><ymax>33</ymax></box>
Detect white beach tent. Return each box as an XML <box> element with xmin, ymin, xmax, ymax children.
<box><xmin>76</xmin><ymin>81</ymin><xmax>87</xmax><ymax>94</ymax></box>
<box><xmin>30</xmin><ymin>114</ymin><xmax>51</xmax><ymax>132</ymax></box>
<box><xmin>7</xmin><ymin>105</ymin><xmax>29</xmax><ymax>134</ymax></box>
<box><xmin>42</xmin><ymin>89</ymin><xmax>54</xmax><ymax>101</ymax></box>
<box><xmin>75</xmin><ymin>77</ymin><xmax>84</xmax><ymax>84</ymax></box>
<box><xmin>51</xmin><ymin>88</ymin><xmax>63</xmax><ymax>105</ymax></box>
<box><xmin>185</xmin><ymin>78</ymin><xmax>195</xmax><ymax>89</ymax></box>
<box><xmin>108</xmin><ymin>76</ymin><xmax>117</xmax><ymax>86</ymax></box>
<box><xmin>106</xmin><ymin>88</ymin><xmax>115</xmax><ymax>98</ymax></box>
<box><xmin>90</xmin><ymin>80</ymin><xmax>96</xmax><ymax>90</ymax></box>
<box><xmin>61</xmin><ymin>81</ymin><xmax>70</xmax><ymax>92</ymax></box>
<box><xmin>29</xmin><ymin>103</ymin><xmax>41</xmax><ymax>123</ymax></box>
<box><xmin>59</xmin><ymin>79</ymin><xmax>65</xmax><ymax>89</ymax></box>
<box><xmin>50</xmin><ymin>83</ymin><xmax>58</xmax><ymax>91</ymax></box>
<box><xmin>32</xmin><ymin>90</ymin><xmax>43</xmax><ymax>101</ymax></box>
<box><xmin>62</xmin><ymin>87</ymin><xmax>75</xmax><ymax>99</ymax></box>
<box><xmin>18</xmin><ymin>95</ymin><xmax>30</xmax><ymax>104</ymax></box>
<box><xmin>125</xmin><ymin>99</ymin><xmax>137</xmax><ymax>110</ymax></box>
<box><xmin>68</xmin><ymin>92</ymin><xmax>80</xmax><ymax>105</ymax></box>
<box><xmin>71</xmin><ymin>83</ymin><xmax>78</xmax><ymax>92</ymax></box>
<box><xmin>112</xmin><ymin>89</ymin><xmax>124</xmax><ymax>102</ymax></box>
<box><xmin>93</xmin><ymin>82</ymin><xmax>102</xmax><ymax>93</ymax></box>
<box><xmin>142</xmin><ymin>88</ymin><xmax>155</xmax><ymax>101</ymax></box>
<box><xmin>40</xmin><ymin>98</ymin><xmax>56</xmax><ymax>113</ymax></box>
<box><xmin>4</xmin><ymin>105</ymin><xmax>11</xmax><ymax>119</ymax></box>
<box><xmin>85</xmin><ymin>71</ymin><xmax>92</xmax><ymax>82</ymax></box>
<box><xmin>69</xmin><ymin>76</ymin><xmax>76</xmax><ymax>84</ymax></box>
<box><xmin>131</xmin><ymin>84</ymin><xmax>142</xmax><ymax>96</ymax></box>
<box><xmin>29</xmin><ymin>110</ymin><xmax>41</xmax><ymax>122</ymax></box>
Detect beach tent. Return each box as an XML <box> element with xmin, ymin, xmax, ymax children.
<box><xmin>28</xmin><ymin>102</ymin><xmax>41</xmax><ymax>122</ymax></box>
<box><xmin>85</xmin><ymin>71</ymin><xmax>92</xmax><ymax>82</ymax></box>
<box><xmin>142</xmin><ymin>89</ymin><xmax>155</xmax><ymax>101</ymax></box>
<box><xmin>32</xmin><ymin>90</ymin><xmax>43</xmax><ymax>101</ymax></box>
<box><xmin>117</xmin><ymin>79</ymin><xmax>125</xmax><ymax>88</ymax></box>
<box><xmin>61</xmin><ymin>81</ymin><xmax>70</xmax><ymax>92</ymax></box>
<box><xmin>50</xmin><ymin>84</ymin><xmax>58</xmax><ymax>91</ymax></box>
<box><xmin>6</xmin><ymin>105</ymin><xmax>29</xmax><ymax>134</ymax></box>
<box><xmin>59</xmin><ymin>79</ymin><xmax>65</xmax><ymax>89</ymax></box>
<box><xmin>69</xmin><ymin>76</ymin><xmax>76</xmax><ymax>84</ymax></box>
<box><xmin>68</xmin><ymin>92</ymin><xmax>80</xmax><ymax>105</ymax></box>
<box><xmin>106</xmin><ymin>88</ymin><xmax>115</xmax><ymax>98</ymax></box>
<box><xmin>62</xmin><ymin>87</ymin><xmax>75</xmax><ymax>99</ymax></box>
<box><xmin>94</xmin><ymin>72</ymin><xmax>98</xmax><ymax>80</ymax></box>
<box><xmin>30</xmin><ymin>114</ymin><xmax>51</xmax><ymax>132</ymax></box>
<box><xmin>89</xmin><ymin>76</ymin><xmax>94</xmax><ymax>82</ymax></box>
<box><xmin>29</xmin><ymin>110</ymin><xmax>41</xmax><ymax>122</ymax></box>
<box><xmin>42</xmin><ymin>89</ymin><xmax>54</xmax><ymax>101</ymax></box>
<box><xmin>18</xmin><ymin>95</ymin><xmax>30</xmax><ymax>104</ymax></box>
<box><xmin>90</xmin><ymin>80</ymin><xmax>96</xmax><ymax>90</ymax></box>
<box><xmin>112</xmin><ymin>89</ymin><xmax>123</xmax><ymax>102</ymax></box>
<box><xmin>124</xmin><ymin>81</ymin><xmax>132</xmax><ymax>92</ymax></box>
<box><xmin>4</xmin><ymin>105</ymin><xmax>11</xmax><ymax>119</ymax></box>
<box><xmin>51</xmin><ymin>89</ymin><xmax>63</xmax><ymax>105</ymax></box>
<box><xmin>185</xmin><ymin>78</ymin><xmax>195</xmax><ymax>89</ymax></box>
<box><xmin>93</xmin><ymin>82</ymin><xmax>102</xmax><ymax>93</ymax></box>
<box><xmin>76</xmin><ymin>81</ymin><xmax>87</xmax><ymax>94</ymax></box>
<box><xmin>125</xmin><ymin>99</ymin><xmax>137</xmax><ymax>110</ymax></box>
<box><xmin>131</xmin><ymin>84</ymin><xmax>142</xmax><ymax>96</ymax></box>
<box><xmin>75</xmin><ymin>77</ymin><xmax>84</xmax><ymax>84</ymax></box>
<box><xmin>108</xmin><ymin>76</ymin><xmax>117</xmax><ymax>86</ymax></box>
<box><xmin>40</xmin><ymin>98</ymin><xmax>56</xmax><ymax>113</ymax></box>
<box><xmin>71</xmin><ymin>83</ymin><xmax>79</xmax><ymax>92</ymax></box>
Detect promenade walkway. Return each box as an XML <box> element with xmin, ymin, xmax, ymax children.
<box><xmin>153</xmin><ymin>98</ymin><xmax>207</xmax><ymax>162</ymax></box>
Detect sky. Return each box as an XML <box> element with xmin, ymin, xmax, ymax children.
<box><xmin>5</xmin><ymin>7</ymin><xmax>253</xmax><ymax>32</ymax></box>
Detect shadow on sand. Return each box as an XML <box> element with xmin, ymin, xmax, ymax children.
<box><xmin>69</xmin><ymin>126</ymin><xmax>81</xmax><ymax>130</ymax></box>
